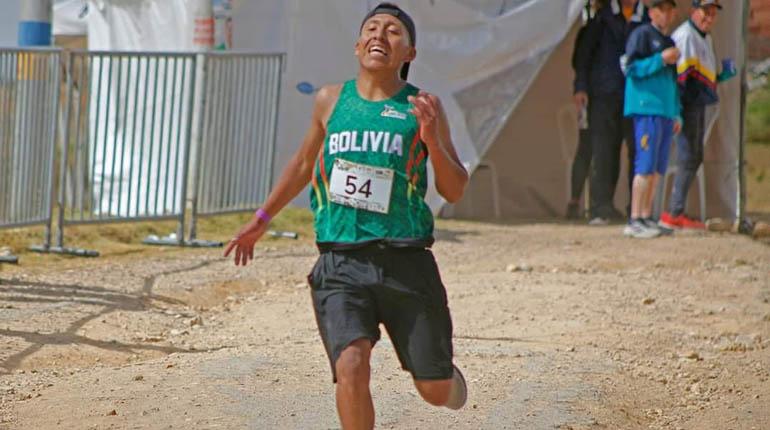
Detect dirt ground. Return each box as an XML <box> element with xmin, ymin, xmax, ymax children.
<box><xmin>0</xmin><ymin>220</ymin><xmax>768</xmax><ymax>430</ymax></box>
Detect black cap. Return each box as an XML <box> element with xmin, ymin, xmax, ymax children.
<box><xmin>649</xmin><ymin>0</ymin><xmax>677</xmax><ymax>7</ymax></box>
<box><xmin>692</xmin><ymin>0</ymin><xmax>722</xmax><ymax>9</ymax></box>
<box><xmin>360</xmin><ymin>2</ymin><xmax>416</xmax><ymax>80</ymax></box>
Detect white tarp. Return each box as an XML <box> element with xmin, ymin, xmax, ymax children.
<box><xmin>53</xmin><ymin>0</ymin><xmax>88</xmax><ymax>36</ymax></box>
<box><xmin>84</xmin><ymin>0</ymin><xmax>209</xmax><ymax>216</ymax></box>
<box><xmin>230</xmin><ymin>0</ymin><xmax>287</xmax><ymax>53</ymax></box>
<box><xmin>87</xmin><ymin>0</ymin><xmax>210</xmax><ymax>51</ymax></box>
<box><xmin>0</xmin><ymin>1</ymin><xmax>22</xmax><ymax>46</ymax></box>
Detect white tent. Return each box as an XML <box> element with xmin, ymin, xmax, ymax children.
<box><xmin>53</xmin><ymin>0</ymin><xmax>88</xmax><ymax>36</ymax></box>
<box><xmin>0</xmin><ymin>2</ymin><xmax>22</xmax><ymax>46</ymax></box>
<box><xmin>276</xmin><ymin>0</ymin><xmax>748</xmax><ymax>220</ymax></box>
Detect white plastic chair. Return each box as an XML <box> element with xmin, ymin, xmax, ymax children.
<box><xmin>557</xmin><ymin>104</ymin><xmax>590</xmax><ymax>214</ymax></box>
<box><xmin>472</xmin><ymin>161</ymin><xmax>502</xmax><ymax>220</ymax></box>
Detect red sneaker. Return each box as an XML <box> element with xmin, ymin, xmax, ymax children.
<box><xmin>680</xmin><ymin>215</ymin><xmax>705</xmax><ymax>230</ymax></box>
<box><xmin>658</xmin><ymin>211</ymin><xmax>682</xmax><ymax>229</ymax></box>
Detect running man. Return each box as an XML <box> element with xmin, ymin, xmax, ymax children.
<box><xmin>225</xmin><ymin>3</ymin><xmax>468</xmax><ymax>429</ymax></box>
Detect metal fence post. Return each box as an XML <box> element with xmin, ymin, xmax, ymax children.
<box><xmin>268</xmin><ymin>55</ymin><xmax>285</xmax><ymax>193</ymax></box>
<box><xmin>30</xmin><ymin>50</ymin><xmax>98</xmax><ymax>257</ymax></box>
<box><xmin>188</xmin><ymin>53</ymin><xmax>208</xmax><ymax>243</ymax></box>
<box><xmin>53</xmin><ymin>50</ymin><xmax>69</xmax><ymax>250</ymax></box>
<box><xmin>47</xmin><ymin>50</ymin><xmax>65</xmax><ymax>249</ymax></box>
<box><xmin>176</xmin><ymin>56</ymin><xmax>196</xmax><ymax>245</ymax></box>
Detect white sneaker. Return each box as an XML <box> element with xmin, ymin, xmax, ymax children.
<box><xmin>445</xmin><ymin>365</ymin><xmax>467</xmax><ymax>410</ymax></box>
<box><xmin>624</xmin><ymin>220</ymin><xmax>660</xmax><ymax>239</ymax></box>
<box><xmin>643</xmin><ymin>218</ymin><xmax>662</xmax><ymax>234</ymax></box>
<box><xmin>635</xmin><ymin>228</ymin><xmax>661</xmax><ymax>239</ymax></box>
<box><xmin>589</xmin><ymin>217</ymin><xmax>609</xmax><ymax>226</ymax></box>
<box><xmin>646</xmin><ymin>218</ymin><xmax>672</xmax><ymax>235</ymax></box>
<box><xmin>623</xmin><ymin>223</ymin><xmax>637</xmax><ymax>237</ymax></box>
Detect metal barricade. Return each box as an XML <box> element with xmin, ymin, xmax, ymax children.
<box><xmin>0</xmin><ymin>48</ymin><xmax>61</xmax><ymax>263</ymax></box>
<box><xmin>49</xmin><ymin>51</ymin><xmax>198</xmax><ymax>254</ymax></box>
<box><xmin>189</xmin><ymin>52</ymin><xmax>284</xmax><ymax>241</ymax></box>
<box><xmin>2</xmin><ymin>49</ymin><xmax>285</xmax><ymax>257</ymax></box>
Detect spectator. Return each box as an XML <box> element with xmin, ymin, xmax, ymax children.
<box><xmin>573</xmin><ymin>0</ymin><xmax>648</xmax><ymax>225</ymax></box>
<box><xmin>566</xmin><ymin>0</ymin><xmax>601</xmax><ymax>220</ymax></box>
<box><xmin>622</xmin><ymin>0</ymin><xmax>681</xmax><ymax>238</ymax></box>
<box><xmin>659</xmin><ymin>0</ymin><xmax>736</xmax><ymax>230</ymax></box>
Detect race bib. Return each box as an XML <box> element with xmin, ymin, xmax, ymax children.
<box><xmin>328</xmin><ymin>158</ymin><xmax>394</xmax><ymax>214</ymax></box>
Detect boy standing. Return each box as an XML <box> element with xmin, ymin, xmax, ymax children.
<box><xmin>622</xmin><ymin>0</ymin><xmax>682</xmax><ymax>238</ymax></box>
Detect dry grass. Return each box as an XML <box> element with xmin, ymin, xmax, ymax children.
<box><xmin>747</xmin><ymin>144</ymin><xmax>770</xmax><ymax>222</ymax></box>
<box><xmin>0</xmin><ymin>207</ymin><xmax>315</xmax><ymax>268</ymax></box>
<box><xmin>747</xmin><ymin>83</ymin><xmax>770</xmax><ymax>144</ymax></box>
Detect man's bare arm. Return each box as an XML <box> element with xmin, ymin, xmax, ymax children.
<box><xmin>224</xmin><ymin>84</ymin><xmax>341</xmax><ymax>265</ymax></box>
<box><xmin>409</xmin><ymin>92</ymin><xmax>468</xmax><ymax>203</ymax></box>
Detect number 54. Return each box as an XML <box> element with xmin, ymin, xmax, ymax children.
<box><xmin>345</xmin><ymin>175</ymin><xmax>372</xmax><ymax>198</ymax></box>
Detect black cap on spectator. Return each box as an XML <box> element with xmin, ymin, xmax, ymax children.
<box><xmin>649</xmin><ymin>0</ymin><xmax>677</xmax><ymax>8</ymax></box>
<box><xmin>692</xmin><ymin>0</ymin><xmax>722</xmax><ymax>9</ymax></box>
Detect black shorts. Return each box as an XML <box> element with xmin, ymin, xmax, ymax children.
<box><xmin>307</xmin><ymin>243</ymin><xmax>454</xmax><ymax>382</ymax></box>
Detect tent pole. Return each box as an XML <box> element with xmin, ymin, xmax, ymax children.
<box><xmin>737</xmin><ymin>0</ymin><xmax>749</xmax><ymax>225</ymax></box>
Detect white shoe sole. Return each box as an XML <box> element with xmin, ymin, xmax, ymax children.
<box><xmin>589</xmin><ymin>218</ymin><xmax>609</xmax><ymax>226</ymax></box>
<box><xmin>658</xmin><ymin>221</ymin><xmax>680</xmax><ymax>230</ymax></box>
<box><xmin>445</xmin><ymin>365</ymin><xmax>467</xmax><ymax>410</ymax></box>
<box><xmin>632</xmin><ymin>230</ymin><xmax>661</xmax><ymax>239</ymax></box>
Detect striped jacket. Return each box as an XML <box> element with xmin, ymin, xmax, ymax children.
<box><xmin>672</xmin><ymin>20</ymin><xmax>719</xmax><ymax>106</ymax></box>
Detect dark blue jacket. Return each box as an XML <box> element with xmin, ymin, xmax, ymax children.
<box><xmin>623</xmin><ymin>24</ymin><xmax>681</xmax><ymax>121</ymax></box>
<box><xmin>573</xmin><ymin>0</ymin><xmax>648</xmax><ymax>98</ymax></box>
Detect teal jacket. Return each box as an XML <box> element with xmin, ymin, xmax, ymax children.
<box><xmin>622</xmin><ymin>24</ymin><xmax>681</xmax><ymax>122</ymax></box>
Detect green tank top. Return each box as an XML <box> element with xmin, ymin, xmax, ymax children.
<box><xmin>310</xmin><ymin>79</ymin><xmax>433</xmax><ymax>246</ymax></box>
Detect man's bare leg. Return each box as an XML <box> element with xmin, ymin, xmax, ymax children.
<box><xmin>414</xmin><ymin>379</ymin><xmax>452</xmax><ymax>406</ymax></box>
<box><xmin>414</xmin><ymin>366</ymin><xmax>467</xmax><ymax>409</ymax></box>
<box><xmin>335</xmin><ymin>338</ymin><xmax>374</xmax><ymax>430</ymax></box>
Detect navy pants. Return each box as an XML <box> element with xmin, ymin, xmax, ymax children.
<box><xmin>669</xmin><ymin>104</ymin><xmax>706</xmax><ymax>217</ymax></box>
<box><xmin>588</xmin><ymin>95</ymin><xmax>635</xmax><ymax>219</ymax></box>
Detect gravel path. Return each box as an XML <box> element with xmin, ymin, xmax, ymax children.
<box><xmin>1</xmin><ymin>221</ymin><xmax>768</xmax><ymax>429</ymax></box>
